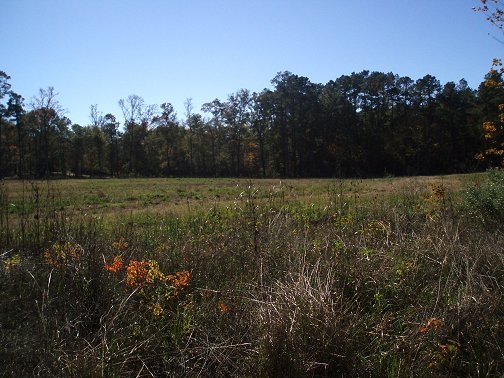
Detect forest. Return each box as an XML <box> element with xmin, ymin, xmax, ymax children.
<box><xmin>1</xmin><ymin>68</ymin><xmax>503</xmax><ymax>179</ymax></box>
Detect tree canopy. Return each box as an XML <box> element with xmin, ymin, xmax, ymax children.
<box><xmin>0</xmin><ymin>69</ymin><xmax>499</xmax><ymax>178</ymax></box>
<box><xmin>473</xmin><ymin>0</ymin><xmax>504</xmax><ymax>167</ymax></box>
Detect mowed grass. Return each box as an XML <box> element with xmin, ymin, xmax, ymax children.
<box><xmin>1</xmin><ymin>173</ymin><xmax>485</xmax><ymax>219</ymax></box>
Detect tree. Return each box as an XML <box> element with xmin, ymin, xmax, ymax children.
<box><xmin>88</xmin><ymin>105</ymin><xmax>107</xmax><ymax>174</ymax></box>
<box><xmin>150</xmin><ymin>103</ymin><xmax>182</xmax><ymax>176</ymax></box>
<box><xmin>433</xmin><ymin>80</ymin><xmax>480</xmax><ymax>172</ymax></box>
<box><xmin>270</xmin><ymin>71</ymin><xmax>321</xmax><ymax>177</ymax></box>
<box><xmin>475</xmin><ymin>60</ymin><xmax>504</xmax><ymax>166</ymax></box>
<box><xmin>26</xmin><ymin>87</ymin><xmax>69</xmax><ymax>177</ymax></box>
<box><xmin>183</xmin><ymin>98</ymin><xmax>195</xmax><ymax>175</ymax></box>
<box><xmin>474</xmin><ymin>1</ymin><xmax>504</xmax><ymax>167</ymax></box>
<box><xmin>0</xmin><ymin>71</ymin><xmax>12</xmax><ymax>178</ymax></box>
<box><xmin>410</xmin><ymin>75</ymin><xmax>442</xmax><ymax>173</ymax></box>
<box><xmin>119</xmin><ymin>95</ymin><xmax>156</xmax><ymax>175</ymax></box>
<box><xmin>7</xmin><ymin>92</ymin><xmax>26</xmax><ymax>177</ymax></box>
<box><xmin>202</xmin><ymin>98</ymin><xmax>231</xmax><ymax>176</ymax></box>
<box><xmin>0</xmin><ymin>66</ymin><xmax>493</xmax><ymax>178</ymax></box>
<box><xmin>222</xmin><ymin>89</ymin><xmax>253</xmax><ymax>176</ymax></box>
<box><xmin>320</xmin><ymin>75</ymin><xmax>364</xmax><ymax>176</ymax></box>
<box><xmin>89</xmin><ymin>104</ymin><xmax>105</xmax><ymax>128</ymax></box>
<box><xmin>474</xmin><ymin>0</ymin><xmax>504</xmax><ymax>31</ymax></box>
<box><xmin>185</xmin><ymin>112</ymin><xmax>209</xmax><ymax>176</ymax></box>
<box><xmin>100</xmin><ymin>113</ymin><xmax>120</xmax><ymax>176</ymax></box>
<box><xmin>360</xmin><ymin>71</ymin><xmax>396</xmax><ymax>175</ymax></box>
<box><xmin>70</xmin><ymin>124</ymin><xmax>86</xmax><ymax>176</ymax></box>
<box><xmin>250</xmin><ymin>91</ymin><xmax>274</xmax><ymax>177</ymax></box>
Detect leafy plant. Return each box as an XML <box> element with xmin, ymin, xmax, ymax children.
<box><xmin>464</xmin><ymin>168</ymin><xmax>504</xmax><ymax>225</ymax></box>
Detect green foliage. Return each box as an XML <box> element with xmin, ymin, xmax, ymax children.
<box><xmin>464</xmin><ymin>168</ymin><xmax>504</xmax><ymax>225</ymax></box>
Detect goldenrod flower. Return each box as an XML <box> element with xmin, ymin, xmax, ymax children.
<box><xmin>112</xmin><ymin>239</ymin><xmax>129</xmax><ymax>251</ymax></box>
<box><xmin>151</xmin><ymin>302</ymin><xmax>164</xmax><ymax>316</ymax></box>
<box><xmin>2</xmin><ymin>254</ymin><xmax>21</xmax><ymax>272</ymax></box>
<box><xmin>43</xmin><ymin>242</ymin><xmax>83</xmax><ymax>268</ymax></box>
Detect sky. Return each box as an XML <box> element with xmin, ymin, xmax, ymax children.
<box><xmin>1</xmin><ymin>0</ymin><xmax>501</xmax><ymax>126</ymax></box>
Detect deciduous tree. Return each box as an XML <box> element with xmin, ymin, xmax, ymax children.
<box><xmin>119</xmin><ymin>95</ymin><xmax>156</xmax><ymax>175</ymax></box>
<box><xmin>474</xmin><ymin>1</ymin><xmax>504</xmax><ymax>167</ymax></box>
<box><xmin>26</xmin><ymin>87</ymin><xmax>69</xmax><ymax>177</ymax></box>
<box><xmin>0</xmin><ymin>71</ymin><xmax>12</xmax><ymax>178</ymax></box>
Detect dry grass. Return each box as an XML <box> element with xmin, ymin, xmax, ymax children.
<box><xmin>1</xmin><ymin>172</ymin><xmax>503</xmax><ymax>377</ymax></box>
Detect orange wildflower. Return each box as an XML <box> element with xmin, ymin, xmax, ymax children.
<box><xmin>419</xmin><ymin>317</ymin><xmax>442</xmax><ymax>333</ymax></box>
<box><xmin>126</xmin><ymin>260</ymin><xmax>150</xmax><ymax>286</ymax></box>
<box><xmin>104</xmin><ymin>255</ymin><xmax>123</xmax><ymax>273</ymax></box>
<box><xmin>126</xmin><ymin>259</ymin><xmax>164</xmax><ymax>287</ymax></box>
<box><xmin>167</xmin><ymin>270</ymin><xmax>191</xmax><ymax>293</ymax></box>
<box><xmin>218</xmin><ymin>302</ymin><xmax>229</xmax><ymax>313</ymax></box>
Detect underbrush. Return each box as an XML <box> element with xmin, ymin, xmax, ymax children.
<box><xmin>1</xmin><ymin>176</ymin><xmax>503</xmax><ymax>377</ymax></box>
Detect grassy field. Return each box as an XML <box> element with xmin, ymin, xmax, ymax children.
<box><xmin>1</xmin><ymin>172</ymin><xmax>503</xmax><ymax>377</ymax></box>
<box><xmin>0</xmin><ymin>173</ymin><xmax>485</xmax><ymax>217</ymax></box>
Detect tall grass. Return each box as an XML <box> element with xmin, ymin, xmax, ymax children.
<box><xmin>1</xmin><ymin>175</ymin><xmax>503</xmax><ymax>377</ymax></box>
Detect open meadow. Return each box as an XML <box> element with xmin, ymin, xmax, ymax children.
<box><xmin>1</xmin><ymin>172</ymin><xmax>504</xmax><ymax>377</ymax></box>
<box><xmin>0</xmin><ymin>173</ymin><xmax>483</xmax><ymax>219</ymax></box>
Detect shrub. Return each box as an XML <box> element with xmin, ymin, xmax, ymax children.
<box><xmin>464</xmin><ymin>169</ymin><xmax>504</xmax><ymax>226</ymax></box>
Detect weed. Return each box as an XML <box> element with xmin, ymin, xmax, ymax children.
<box><xmin>464</xmin><ymin>168</ymin><xmax>504</xmax><ymax>226</ymax></box>
<box><xmin>1</xmin><ymin>174</ymin><xmax>504</xmax><ymax>376</ymax></box>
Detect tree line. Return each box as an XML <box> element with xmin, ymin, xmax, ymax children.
<box><xmin>0</xmin><ymin>69</ymin><xmax>502</xmax><ymax>179</ymax></box>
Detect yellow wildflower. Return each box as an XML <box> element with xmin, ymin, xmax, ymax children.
<box><xmin>2</xmin><ymin>253</ymin><xmax>21</xmax><ymax>272</ymax></box>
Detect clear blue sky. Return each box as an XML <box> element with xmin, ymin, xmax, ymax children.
<box><xmin>1</xmin><ymin>0</ymin><xmax>500</xmax><ymax>126</ymax></box>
